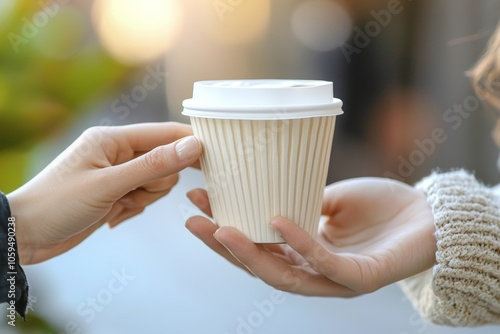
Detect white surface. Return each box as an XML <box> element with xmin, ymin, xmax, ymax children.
<box><xmin>20</xmin><ymin>168</ymin><xmax>499</xmax><ymax>334</ymax></box>
<box><xmin>182</xmin><ymin>79</ymin><xmax>343</xmax><ymax>120</ymax></box>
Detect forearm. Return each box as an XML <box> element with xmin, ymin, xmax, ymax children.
<box><xmin>399</xmin><ymin>170</ymin><xmax>500</xmax><ymax>326</ymax></box>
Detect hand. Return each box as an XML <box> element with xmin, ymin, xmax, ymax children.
<box><xmin>8</xmin><ymin>122</ymin><xmax>201</xmax><ymax>265</ymax></box>
<box><xmin>186</xmin><ymin>178</ymin><xmax>436</xmax><ymax>297</ymax></box>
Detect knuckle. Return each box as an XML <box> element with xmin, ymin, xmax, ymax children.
<box><xmin>303</xmin><ymin>245</ymin><xmax>329</xmax><ymax>269</ymax></box>
<box><xmin>142</xmin><ymin>146</ymin><xmax>169</xmax><ymax>173</ymax></box>
<box><xmin>81</xmin><ymin>126</ymin><xmax>106</xmax><ymax>139</ymax></box>
<box><xmin>79</xmin><ymin>126</ymin><xmax>111</xmax><ymax>147</ymax></box>
<box><xmin>276</xmin><ymin>269</ymin><xmax>302</xmax><ymax>293</ymax></box>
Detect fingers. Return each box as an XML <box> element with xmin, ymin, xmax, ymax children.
<box><xmin>269</xmin><ymin>217</ymin><xmax>373</xmax><ymax>294</ymax></box>
<box><xmin>212</xmin><ymin>225</ymin><xmax>356</xmax><ymax>297</ymax></box>
<box><xmin>109</xmin><ymin>207</ymin><xmax>145</xmax><ymax>227</ymax></box>
<box><xmin>116</xmin><ymin>122</ymin><xmax>201</xmax><ymax>168</ymax></box>
<box><xmin>321</xmin><ymin>178</ymin><xmax>412</xmax><ymax>216</ymax></box>
<box><xmin>185</xmin><ymin>216</ymin><xmax>251</xmax><ymax>273</ymax></box>
<box><xmin>211</xmin><ymin>226</ymin><xmax>299</xmax><ymax>290</ymax></box>
<box><xmin>105</xmin><ymin>174</ymin><xmax>179</xmax><ymax>228</ymax></box>
<box><xmin>113</xmin><ymin>122</ymin><xmax>194</xmax><ymax>152</ymax></box>
<box><xmin>141</xmin><ymin>173</ymin><xmax>179</xmax><ymax>193</ymax></box>
<box><xmin>186</xmin><ymin>189</ymin><xmax>212</xmax><ymax>217</ymax></box>
<box><xmin>186</xmin><ymin>214</ymin><xmax>359</xmax><ymax>296</ymax></box>
<box><xmin>120</xmin><ymin>174</ymin><xmax>179</xmax><ymax>209</ymax></box>
<box><xmin>108</xmin><ymin>136</ymin><xmax>201</xmax><ymax>195</ymax></box>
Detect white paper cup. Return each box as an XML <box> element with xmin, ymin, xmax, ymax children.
<box><xmin>183</xmin><ymin>80</ymin><xmax>343</xmax><ymax>243</ymax></box>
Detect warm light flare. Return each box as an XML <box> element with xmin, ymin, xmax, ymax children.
<box><xmin>92</xmin><ymin>0</ymin><xmax>184</xmax><ymax>65</ymax></box>
<box><xmin>204</xmin><ymin>0</ymin><xmax>271</xmax><ymax>45</ymax></box>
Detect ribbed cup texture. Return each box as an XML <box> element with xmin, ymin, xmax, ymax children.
<box><xmin>191</xmin><ymin>116</ymin><xmax>336</xmax><ymax>243</ymax></box>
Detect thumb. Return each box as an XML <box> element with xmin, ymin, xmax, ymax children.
<box><xmin>108</xmin><ymin>136</ymin><xmax>201</xmax><ymax>194</ymax></box>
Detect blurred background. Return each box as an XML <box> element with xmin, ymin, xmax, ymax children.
<box><xmin>1</xmin><ymin>0</ymin><xmax>499</xmax><ymax>333</ymax></box>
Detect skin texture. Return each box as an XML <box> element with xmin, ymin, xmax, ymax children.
<box><xmin>8</xmin><ymin>122</ymin><xmax>201</xmax><ymax>265</ymax></box>
<box><xmin>186</xmin><ymin>178</ymin><xmax>437</xmax><ymax>297</ymax></box>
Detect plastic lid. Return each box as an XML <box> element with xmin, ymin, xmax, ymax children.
<box><xmin>182</xmin><ymin>79</ymin><xmax>343</xmax><ymax>120</ymax></box>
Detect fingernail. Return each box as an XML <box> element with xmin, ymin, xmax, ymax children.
<box><xmin>269</xmin><ymin>217</ymin><xmax>281</xmax><ymax>229</ymax></box>
<box><xmin>269</xmin><ymin>217</ymin><xmax>286</xmax><ymax>236</ymax></box>
<box><xmin>187</xmin><ymin>191</ymin><xmax>207</xmax><ymax>208</ymax></box>
<box><xmin>269</xmin><ymin>222</ymin><xmax>283</xmax><ymax>240</ymax></box>
<box><xmin>175</xmin><ymin>136</ymin><xmax>200</xmax><ymax>161</ymax></box>
<box><xmin>213</xmin><ymin>229</ymin><xmax>229</xmax><ymax>248</ymax></box>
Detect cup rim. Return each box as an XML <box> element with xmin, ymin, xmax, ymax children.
<box><xmin>182</xmin><ymin>99</ymin><xmax>343</xmax><ymax>120</ymax></box>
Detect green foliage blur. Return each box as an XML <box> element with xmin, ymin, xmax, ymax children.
<box><xmin>0</xmin><ymin>0</ymin><xmax>136</xmax><ymax>151</ymax></box>
<box><xmin>0</xmin><ymin>2</ymin><xmax>140</xmax><ymax>331</ymax></box>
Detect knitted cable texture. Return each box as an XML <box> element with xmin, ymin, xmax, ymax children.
<box><xmin>399</xmin><ymin>170</ymin><xmax>500</xmax><ymax>326</ymax></box>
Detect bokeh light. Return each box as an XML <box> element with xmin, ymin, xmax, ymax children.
<box><xmin>92</xmin><ymin>0</ymin><xmax>184</xmax><ymax>65</ymax></box>
<box><xmin>0</xmin><ymin>0</ymin><xmax>16</xmax><ymax>27</ymax></box>
<box><xmin>203</xmin><ymin>0</ymin><xmax>271</xmax><ymax>46</ymax></box>
<box><xmin>291</xmin><ymin>0</ymin><xmax>352</xmax><ymax>52</ymax></box>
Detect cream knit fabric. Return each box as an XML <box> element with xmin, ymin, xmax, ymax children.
<box><xmin>399</xmin><ymin>170</ymin><xmax>500</xmax><ymax>326</ymax></box>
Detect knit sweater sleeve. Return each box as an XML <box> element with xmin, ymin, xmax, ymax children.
<box><xmin>398</xmin><ymin>170</ymin><xmax>500</xmax><ymax>326</ymax></box>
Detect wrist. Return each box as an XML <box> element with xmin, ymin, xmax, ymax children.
<box><xmin>7</xmin><ymin>191</ymin><xmax>36</xmax><ymax>265</ymax></box>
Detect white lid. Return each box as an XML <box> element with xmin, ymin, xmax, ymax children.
<box><xmin>182</xmin><ymin>79</ymin><xmax>343</xmax><ymax>120</ymax></box>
